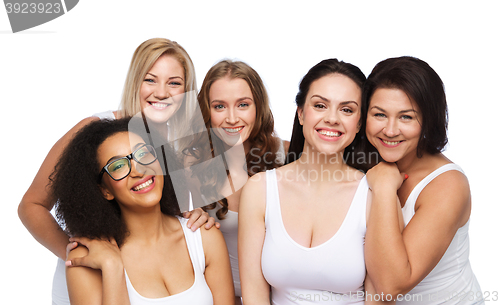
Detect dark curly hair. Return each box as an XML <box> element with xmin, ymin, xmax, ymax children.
<box><xmin>50</xmin><ymin>118</ymin><xmax>181</xmax><ymax>247</ymax></box>
<box><xmin>189</xmin><ymin>60</ymin><xmax>282</xmax><ymax>219</ymax></box>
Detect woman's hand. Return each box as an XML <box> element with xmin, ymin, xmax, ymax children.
<box><xmin>183</xmin><ymin>208</ymin><xmax>220</xmax><ymax>231</ymax></box>
<box><xmin>366</xmin><ymin>162</ymin><xmax>407</xmax><ymax>192</ymax></box>
<box><xmin>66</xmin><ymin>237</ymin><xmax>123</xmax><ymax>271</ymax></box>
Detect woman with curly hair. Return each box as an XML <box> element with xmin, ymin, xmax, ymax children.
<box><xmin>188</xmin><ymin>60</ymin><xmax>288</xmax><ymax>304</ymax></box>
<box><xmin>53</xmin><ymin>118</ymin><xmax>234</xmax><ymax>305</ymax></box>
<box><xmin>18</xmin><ymin>38</ymin><xmax>214</xmax><ymax>305</ymax></box>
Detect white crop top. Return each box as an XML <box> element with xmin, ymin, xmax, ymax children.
<box><xmin>125</xmin><ymin>217</ymin><xmax>213</xmax><ymax>304</ymax></box>
<box><xmin>261</xmin><ymin>169</ymin><xmax>367</xmax><ymax>304</ymax></box>
<box><xmin>398</xmin><ymin>164</ymin><xmax>483</xmax><ymax>305</ymax></box>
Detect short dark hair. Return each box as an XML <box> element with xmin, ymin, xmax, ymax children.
<box><xmin>361</xmin><ymin>56</ymin><xmax>448</xmax><ymax>157</ymax></box>
<box><xmin>50</xmin><ymin>118</ymin><xmax>181</xmax><ymax>246</ymax></box>
<box><xmin>285</xmin><ymin>58</ymin><xmax>368</xmax><ymax>170</ymax></box>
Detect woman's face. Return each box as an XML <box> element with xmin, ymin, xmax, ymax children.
<box><xmin>97</xmin><ymin>132</ymin><xmax>164</xmax><ymax>212</ymax></box>
<box><xmin>365</xmin><ymin>88</ymin><xmax>422</xmax><ymax>163</ymax></box>
<box><xmin>298</xmin><ymin>73</ymin><xmax>361</xmax><ymax>155</ymax></box>
<box><xmin>140</xmin><ymin>54</ymin><xmax>185</xmax><ymax>124</ymax></box>
<box><xmin>209</xmin><ymin>77</ymin><xmax>257</xmax><ymax>148</ymax></box>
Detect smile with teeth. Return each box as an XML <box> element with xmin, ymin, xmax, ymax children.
<box><xmin>149</xmin><ymin>102</ymin><xmax>170</xmax><ymax>109</ymax></box>
<box><xmin>223</xmin><ymin>127</ymin><xmax>243</xmax><ymax>133</ymax></box>
<box><xmin>317</xmin><ymin>130</ymin><xmax>341</xmax><ymax>137</ymax></box>
<box><xmin>381</xmin><ymin>139</ymin><xmax>403</xmax><ymax>146</ymax></box>
<box><xmin>132</xmin><ymin>178</ymin><xmax>154</xmax><ymax>191</ymax></box>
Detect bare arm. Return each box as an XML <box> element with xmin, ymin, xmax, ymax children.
<box><xmin>201</xmin><ymin>227</ymin><xmax>234</xmax><ymax>304</ymax></box>
<box><xmin>365</xmin><ymin>162</ymin><xmax>470</xmax><ymax>296</ymax></box>
<box><xmin>18</xmin><ymin>117</ymin><xmax>100</xmax><ymax>259</ymax></box>
<box><xmin>66</xmin><ymin>238</ymin><xmax>129</xmax><ymax>305</ymax></box>
<box><xmin>238</xmin><ymin>173</ymin><xmax>271</xmax><ymax>305</ymax></box>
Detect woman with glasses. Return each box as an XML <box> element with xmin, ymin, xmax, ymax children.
<box><xmin>18</xmin><ymin>38</ymin><xmax>215</xmax><ymax>305</ymax></box>
<box><xmin>52</xmin><ymin>118</ymin><xmax>234</xmax><ymax>305</ymax></box>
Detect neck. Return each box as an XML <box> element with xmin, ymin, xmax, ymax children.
<box><xmin>295</xmin><ymin>145</ymin><xmax>353</xmax><ymax>184</ymax></box>
<box><xmin>120</xmin><ymin>205</ymin><xmax>169</xmax><ymax>244</ymax></box>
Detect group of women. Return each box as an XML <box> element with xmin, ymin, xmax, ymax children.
<box><xmin>18</xmin><ymin>38</ymin><xmax>483</xmax><ymax>305</ymax></box>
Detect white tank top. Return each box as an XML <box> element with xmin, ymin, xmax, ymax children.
<box><xmin>261</xmin><ymin>169</ymin><xmax>367</xmax><ymax>304</ymax></box>
<box><xmin>125</xmin><ymin>217</ymin><xmax>213</xmax><ymax>304</ymax></box>
<box><xmin>207</xmin><ymin>139</ymin><xmax>286</xmax><ymax>297</ymax></box>
<box><xmin>398</xmin><ymin>164</ymin><xmax>483</xmax><ymax>305</ymax></box>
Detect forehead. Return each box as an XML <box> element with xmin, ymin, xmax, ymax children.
<box><xmin>209</xmin><ymin>77</ymin><xmax>253</xmax><ymax>101</ymax></box>
<box><xmin>148</xmin><ymin>54</ymin><xmax>184</xmax><ymax>76</ymax></box>
<box><xmin>370</xmin><ymin>87</ymin><xmax>420</xmax><ymax>112</ymax></box>
<box><xmin>308</xmin><ymin>73</ymin><xmax>361</xmax><ymax>101</ymax></box>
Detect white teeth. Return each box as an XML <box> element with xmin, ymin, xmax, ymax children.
<box><xmin>223</xmin><ymin>127</ymin><xmax>243</xmax><ymax>133</ymax></box>
<box><xmin>133</xmin><ymin>178</ymin><xmax>153</xmax><ymax>191</ymax></box>
<box><xmin>318</xmin><ymin>130</ymin><xmax>340</xmax><ymax>137</ymax></box>
<box><xmin>150</xmin><ymin>102</ymin><xmax>169</xmax><ymax>109</ymax></box>
<box><xmin>382</xmin><ymin>140</ymin><xmax>401</xmax><ymax>146</ymax></box>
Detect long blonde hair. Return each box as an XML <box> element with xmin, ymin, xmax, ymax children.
<box><xmin>119</xmin><ymin>38</ymin><xmax>198</xmax><ymax>149</ymax></box>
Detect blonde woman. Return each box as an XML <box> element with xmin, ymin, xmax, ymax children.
<box><xmin>18</xmin><ymin>38</ymin><xmax>214</xmax><ymax>305</ymax></box>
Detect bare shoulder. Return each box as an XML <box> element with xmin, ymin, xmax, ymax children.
<box><xmin>416</xmin><ymin>162</ymin><xmax>471</xmax><ymax>225</ymax></box>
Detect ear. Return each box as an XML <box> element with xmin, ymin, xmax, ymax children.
<box><xmin>297</xmin><ymin>107</ymin><xmax>304</xmax><ymax>125</ymax></box>
<box><xmin>356</xmin><ymin>120</ymin><xmax>362</xmax><ymax>133</ymax></box>
<box><xmin>99</xmin><ymin>184</ymin><xmax>115</xmax><ymax>201</ymax></box>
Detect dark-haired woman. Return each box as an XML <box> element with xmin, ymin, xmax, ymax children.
<box><xmin>52</xmin><ymin>118</ymin><xmax>233</xmax><ymax>305</ymax></box>
<box><xmin>239</xmin><ymin>59</ymin><xmax>384</xmax><ymax>304</ymax></box>
<box><xmin>363</xmin><ymin>56</ymin><xmax>483</xmax><ymax>304</ymax></box>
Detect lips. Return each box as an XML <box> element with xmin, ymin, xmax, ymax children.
<box><xmin>379</xmin><ymin>138</ymin><xmax>403</xmax><ymax>147</ymax></box>
<box><xmin>222</xmin><ymin>126</ymin><xmax>243</xmax><ymax>134</ymax></box>
<box><xmin>148</xmin><ymin>101</ymin><xmax>171</xmax><ymax>110</ymax></box>
<box><xmin>316</xmin><ymin>128</ymin><xmax>342</xmax><ymax>141</ymax></box>
<box><xmin>131</xmin><ymin>176</ymin><xmax>155</xmax><ymax>193</ymax></box>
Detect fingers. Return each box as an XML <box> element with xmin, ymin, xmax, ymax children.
<box><xmin>204</xmin><ymin>216</ymin><xmax>217</xmax><ymax>230</ymax></box>
<box><xmin>65</xmin><ymin>241</ymin><xmax>79</xmax><ymax>259</ymax></box>
<box><xmin>185</xmin><ymin>208</ymin><xmax>205</xmax><ymax>231</ymax></box>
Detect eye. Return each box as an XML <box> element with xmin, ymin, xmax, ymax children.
<box><xmin>109</xmin><ymin>159</ymin><xmax>128</xmax><ymax>173</ymax></box>
<box><xmin>314</xmin><ymin>103</ymin><xmax>326</xmax><ymax>109</ymax></box>
<box><xmin>238</xmin><ymin>102</ymin><xmax>249</xmax><ymax>108</ymax></box>
<box><xmin>373</xmin><ymin>112</ymin><xmax>386</xmax><ymax>118</ymax></box>
<box><xmin>169</xmin><ymin>81</ymin><xmax>182</xmax><ymax>86</ymax></box>
<box><xmin>144</xmin><ymin>78</ymin><xmax>155</xmax><ymax>84</ymax></box>
<box><xmin>401</xmin><ymin>114</ymin><xmax>413</xmax><ymax>120</ymax></box>
<box><xmin>212</xmin><ymin>104</ymin><xmax>225</xmax><ymax>110</ymax></box>
<box><xmin>341</xmin><ymin>107</ymin><xmax>354</xmax><ymax>114</ymax></box>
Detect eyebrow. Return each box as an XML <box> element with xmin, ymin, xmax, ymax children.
<box><xmin>105</xmin><ymin>143</ymin><xmax>145</xmax><ymax>164</ymax></box>
<box><xmin>210</xmin><ymin>97</ymin><xmax>253</xmax><ymax>105</ymax></box>
<box><xmin>370</xmin><ymin>105</ymin><xmax>417</xmax><ymax>114</ymax></box>
<box><xmin>310</xmin><ymin>95</ymin><xmax>359</xmax><ymax>106</ymax></box>
<box><xmin>146</xmin><ymin>72</ymin><xmax>184</xmax><ymax>80</ymax></box>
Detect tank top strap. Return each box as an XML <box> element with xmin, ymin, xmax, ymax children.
<box><xmin>265</xmin><ymin>169</ymin><xmax>280</xmax><ymax>227</ymax></box>
<box><xmin>177</xmin><ymin>217</ymin><xmax>205</xmax><ymax>274</ymax></box>
<box><xmin>344</xmin><ymin>175</ymin><xmax>369</xmax><ymax>232</ymax></box>
<box><xmin>402</xmin><ymin>163</ymin><xmax>464</xmax><ymax>224</ymax></box>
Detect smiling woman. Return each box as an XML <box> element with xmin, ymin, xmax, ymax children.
<box><xmin>51</xmin><ymin>118</ymin><xmax>234</xmax><ymax>305</ymax></box>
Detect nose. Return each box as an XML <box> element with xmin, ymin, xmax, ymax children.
<box><xmin>383</xmin><ymin>119</ymin><xmax>400</xmax><ymax>137</ymax></box>
<box><xmin>324</xmin><ymin>108</ymin><xmax>339</xmax><ymax>125</ymax></box>
<box><xmin>129</xmin><ymin>160</ymin><xmax>147</xmax><ymax>177</ymax></box>
<box><xmin>154</xmin><ymin>83</ymin><xmax>170</xmax><ymax>100</ymax></box>
<box><xmin>225</xmin><ymin>108</ymin><xmax>240</xmax><ymax>125</ymax></box>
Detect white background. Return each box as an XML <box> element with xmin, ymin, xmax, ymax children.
<box><xmin>1</xmin><ymin>0</ymin><xmax>498</xmax><ymax>303</ymax></box>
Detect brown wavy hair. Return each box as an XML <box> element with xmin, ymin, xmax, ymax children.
<box><xmin>190</xmin><ymin>60</ymin><xmax>281</xmax><ymax>219</ymax></box>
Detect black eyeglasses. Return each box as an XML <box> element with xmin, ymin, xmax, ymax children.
<box><xmin>98</xmin><ymin>144</ymin><xmax>158</xmax><ymax>182</ymax></box>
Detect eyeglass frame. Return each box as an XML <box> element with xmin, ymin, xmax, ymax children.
<box><xmin>98</xmin><ymin>144</ymin><xmax>158</xmax><ymax>182</ymax></box>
